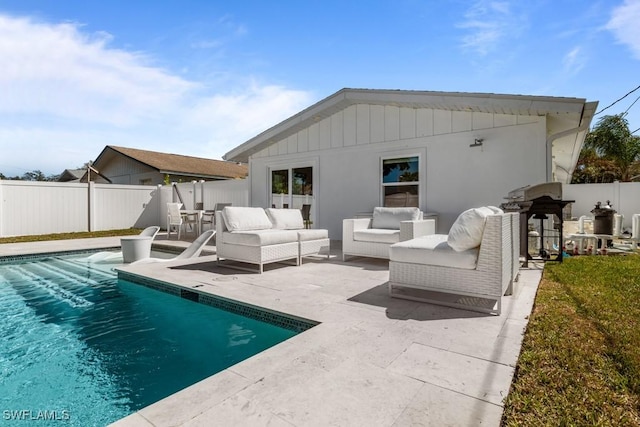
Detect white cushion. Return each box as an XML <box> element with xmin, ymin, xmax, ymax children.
<box><xmin>222</xmin><ymin>207</ymin><xmax>272</xmax><ymax>232</ymax></box>
<box><xmin>487</xmin><ymin>206</ymin><xmax>504</xmax><ymax>214</ymax></box>
<box><xmin>265</xmin><ymin>208</ymin><xmax>304</xmax><ymax>230</ymax></box>
<box><xmin>353</xmin><ymin>229</ymin><xmax>400</xmax><ymax>244</ymax></box>
<box><xmin>447</xmin><ymin>207</ymin><xmax>494</xmax><ymax>252</ymax></box>
<box><xmin>389</xmin><ymin>234</ymin><xmax>479</xmax><ymax>269</ymax></box>
<box><xmin>222</xmin><ymin>229</ymin><xmax>298</xmax><ymax>246</ymax></box>
<box><xmin>297</xmin><ymin>229</ymin><xmax>329</xmax><ymax>242</ymax></box>
<box><xmin>371</xmin><ymin>207</ymin><xmax>421</xmax><ymax>230</ymax></box>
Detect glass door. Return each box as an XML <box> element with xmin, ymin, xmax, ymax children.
<box><xmin>270</xmin><ymin>166</ymin><xmax>315</xmax><ymax>226</ymax></box>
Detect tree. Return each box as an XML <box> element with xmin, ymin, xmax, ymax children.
<box><xmin>572</xmin><ymin>114</ymin><xmax>640</xmax><ymax>183</ymax></box>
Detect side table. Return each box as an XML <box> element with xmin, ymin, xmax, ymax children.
<box><xmin>121</xmin><ymin>236</ymin><xmax>153</xmax><ymax>263</ymax></box>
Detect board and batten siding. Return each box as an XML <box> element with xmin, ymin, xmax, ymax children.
<box><xmin>252</xmin><ymin>105</ymin><xmax>541</xmax><ymax>159</ymax></box>
<box><xmin>247</xmin><ymin>104</ymin><xmax>547</xmax><ymax>239</ymax></box>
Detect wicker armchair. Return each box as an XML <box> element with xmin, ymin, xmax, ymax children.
<box><xmin>388</xmin><ymin>212</ymin><xmax>518</xmax><ymax>315</ymax></box>
<box><xmin>342</xmin><ymin>207</ymin><xmax>435</xmax><ymax>261</ymax></box>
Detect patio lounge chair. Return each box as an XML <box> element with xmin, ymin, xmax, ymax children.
<box><xmin>131</xmin><ymin>230</ymin><xmax>215</xmax><ymax>265</ymax></box>
<box><xmin>87</xmin><ymin>226</ymin><xmax>161</xmax><ymax>263</ymax></box>
<box><xmin>388</xmin><ymin>207</ymin><xmax>518</xmax><ymax>315</ymax></box>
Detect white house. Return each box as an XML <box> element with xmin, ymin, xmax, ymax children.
<box><xmin>224</xmin><ymin>88</ymin><xmax>598</xmax><ymax>239</ymax></box>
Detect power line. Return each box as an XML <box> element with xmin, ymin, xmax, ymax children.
<box><xmin>624</xmin><ymin>95</ymin><xmax>640</xmax><ymax>115</ymax></box>
<box><xmin>595</xmin><ymin>84</ymin><xmax>640</xmax><ymax>115</ymax></box>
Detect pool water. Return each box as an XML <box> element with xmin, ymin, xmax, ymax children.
<box><xmin>0</xmin><ymin>253</ymin><xmax>301</xmax><ymax>426</ymax></box>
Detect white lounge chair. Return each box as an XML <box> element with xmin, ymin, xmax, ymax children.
<box><xmin>87</xmin><ymin>226</ymin><xmax>161</xmax><ymax>263</ymax></box>
<box><xmin>131</xmin><ymin>230</ymin><xmax>215</xmax><ymax>265</ymax></box>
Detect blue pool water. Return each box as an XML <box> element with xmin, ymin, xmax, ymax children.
<box><xmin>0</xmin><ymin>252</ymin><xmax>305</xmax><ymax>426</ymax></box>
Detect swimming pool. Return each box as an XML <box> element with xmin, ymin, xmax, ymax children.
<box><xmin>0</xmin><ymin>252</ymin><xmax>314</xmax><ymax>426</ymax></box>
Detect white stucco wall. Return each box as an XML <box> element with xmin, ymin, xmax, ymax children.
<box><xmin>248</xmin><ymin>105</ymin><xmax>549</xmax><ymax>239</ymax></box>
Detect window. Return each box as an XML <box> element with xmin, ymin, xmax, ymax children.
<box><xmin>381</xmin><ymin>156</ymin><xmax>419</xmax><ymax>207</ymax></box>
<box><xmin>270</xmin><ymin>166</ymin><xmax>314</xmax><ymax>209</ymax></box>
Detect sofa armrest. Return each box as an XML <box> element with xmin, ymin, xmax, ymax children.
<box><xmin>400</xmin><ymin>219</ymin><xmax>436</xmax><ymax>241</ymax></box>
<box><xmin>344</xmin><ymin>218</ymin><xmax>372</xmax><ymax>231</ymax></box>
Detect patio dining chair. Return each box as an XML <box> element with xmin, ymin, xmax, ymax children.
<box><xmin>301</xmin><ymin>204</ymin><xmax>311</xmax><ymax>229</ymax></box>
<box><xmin>201</xmin><ymin>203</ymin><xmax>232</xmax><ymax>231</ymax></box>
<box><xmin>167</xmin><ymin>202</ymin><xmax>188</xmax><ymax>239</ymax></box>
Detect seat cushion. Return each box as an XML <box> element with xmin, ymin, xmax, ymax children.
<box><xmin>447</xmin><ymin>207</ymin><xmax>494</xmax><ymax>252</ymax></box>
<box><xmin>353</xmin><ymin>229</ymin><xmax>400</xmax><ymax>244</ymax></box>
<box><xmin>222</xmin><ymin>229</ymin><xmax>298</xmax><ymax>246</ymax></box>
<box><xmin>297</xmin><ymin>229</ymin><xmax>329</xmax><ymax>242</ymax></box>
<box><xmin>371</xmin><ymin>207</ymin><xmax>421</xmax><ymax>230</ymax></box>
<box><xmin>265</xmin><ymin>208</ymin><xmax>304</xmax><ymax>230</ymax></box>
<box><xmin>222</xmin><ymin>207</ymin><xmax>272</xmax><ymax>232</ymax></box>
<box><xmin>390</xmin><ymin>234</ymin><xmax>479</xmax><ymax>269</ymax></box>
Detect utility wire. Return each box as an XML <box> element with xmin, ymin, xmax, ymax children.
<box><xmin>595</xmin><ymin>84</ymin><xmax>640</xmax><ymax>115</ymax></box>
<box><xmin>624</xmin><ymin>95</ymin><xmax>640</xmax><ymax>115</ymax></box>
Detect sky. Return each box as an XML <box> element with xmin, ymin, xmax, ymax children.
<box><xmin>0</xmin><ymin>0</ymin><xmax>639</xmax><ymax>177</ymax></box>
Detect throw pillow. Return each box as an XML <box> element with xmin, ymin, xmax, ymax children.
<box><xmin>447</xmin><ymin>206</ymin><xmax>494</xmax><ymax>252</ymax></box>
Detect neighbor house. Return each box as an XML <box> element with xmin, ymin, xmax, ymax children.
<box><xmin>224</xmin><ymin>88</ymin><xmax>597</xmax><ymax>239</ymax></box>
<box><xmin>84</xmin><ymin>145</ymin><xmax>248</xmax><ymax>185</ymax></box>
<box><xmin>57</xmin><ymin>168</ymin><xmax>86</xmax><ymax>182</ymax></box>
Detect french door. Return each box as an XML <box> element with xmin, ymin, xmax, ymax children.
<box><xmin>270</xmin><ymin>165</ymin><xmax>315</xmax><ymax>225</ymax></box>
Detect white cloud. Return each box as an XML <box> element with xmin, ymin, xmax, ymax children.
<box><xmin>457</xmin><ymin>1</ymin><xmax>524</xmax><ymax>56</ymax></box>
<box><xmin>563</xmin><ymin>46</ymin><xmax>586</xmax><ymax>74</ymax></box>
<box><xmin>0</xmin><ymin>14</ymin><xmax>313</xmax><ymax>175</ymax></box>
<box><xmin>606</xmin><ymin>0</ymin><xmax>640</xmax><ymax>59</ymax></box>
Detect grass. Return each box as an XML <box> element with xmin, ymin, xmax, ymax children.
<box><xmin>0</xmin><ymin>229</ymin><xmax>142</xmax><ymax>244</ymax></box>
<box><xmin>502</xmin><ymin>254</ymin><xmax>640</xmax><ymax>426</ymax></box>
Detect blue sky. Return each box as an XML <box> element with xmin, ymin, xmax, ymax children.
<box><xmin>0</xmin><ymin>0</ymin><xmax>639</xmax><ymax>176</ymax></box>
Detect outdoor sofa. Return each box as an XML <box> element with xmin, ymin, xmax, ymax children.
<box><xmin>388</xmin><ymin>207</ymin><xmax>519</xmax><ymax>315</ymax></box>
<box><xmin>342</xmin><ymin>207</ymin><xmax>435</xmax><ymax>261</ymax></box>
<box><xmin>216</xmin><ymin>207</ymin><xmax>330</xmax><ymax>273</ymax></box>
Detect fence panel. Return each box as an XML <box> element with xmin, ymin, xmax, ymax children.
<box><xmin>564</xmin><ymin>182</ymin><xmax>640</xmax><ymax>230</ymax></box>
<box><xmin>0</xmin><ymin>180</ymin><xmax>88</xmax><ymax>237</ymax></box>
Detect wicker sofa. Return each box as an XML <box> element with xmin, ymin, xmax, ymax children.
<box><xmin>216</xmin><ymin>207</ymin><xmax>330</xmax><ymax>273</ymax></box>
<box><xmin>388</xmin><ymin>208</ymin><xmax>518</xmax><ymax>315</ymax></box>
<box><xmin>342</xmin><ymin>207</ymin><xmax>435</xmax><ymax>261</ymax></box>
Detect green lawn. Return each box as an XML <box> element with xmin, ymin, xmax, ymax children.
<box><xmin>0</xmin><ymin>229</ymin><xmax>142</xmax><ymax>244</ymax></box>
<box><xmin>502</xmin><ymin>254</ymin><xmax>640</xmax><ymax>426</ymax></box>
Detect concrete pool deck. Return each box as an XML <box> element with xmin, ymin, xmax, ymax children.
<box><xmin>0</xmin><ymin>235</ymin><xmax>542</xmax><ymax>426</ymax></box>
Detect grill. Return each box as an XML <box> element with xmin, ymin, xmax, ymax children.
<box><xmin>501</xmin><ymin>182</ymin><xmax>574</xmax><ymax>267</ymax></box>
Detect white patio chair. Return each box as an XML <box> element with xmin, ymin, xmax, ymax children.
<box><xmin>167</xmin><ymin>203</ymin><xmax>187</xmax><ymax>239</ymax></box>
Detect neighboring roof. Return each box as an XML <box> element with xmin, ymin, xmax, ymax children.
<box><xmin>58</xmin><ymin>168</ymin><xmax>86</xmax><ymax>182</ymax></box>
<box><xmin>224</xmin><ymin>88</ymin><xmax>598</xmax><ymax>182</ymax></box>
<box><xmin>93</xmin><ymin>146</ymin><xmax>248</xmax><ymax>180</ymax></box>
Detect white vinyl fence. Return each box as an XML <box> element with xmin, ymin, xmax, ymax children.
<box><xmin>0</xmin><ymin>179</ymin><xmax>249</xmax><ymax>238</ymax></box>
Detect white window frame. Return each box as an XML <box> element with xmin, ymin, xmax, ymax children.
<box><xmin>380</xmin><ymin>153</ymin><xmax>421</xmax><ymax>207</ymax></box>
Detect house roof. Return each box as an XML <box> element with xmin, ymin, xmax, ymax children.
<box><xmin>58</xmin><ymin>168</ymin><xmax>86</xmax><ymax>182</ymax></box>
<box><xmin>93</xmin><ymin>145</ymin><xmax>248</xmax><ymax>180</ymax></box>
<box><xmin>224</xmin><ymin>88</ymin><xmax>598</xmax><ymax>183</ymax></box>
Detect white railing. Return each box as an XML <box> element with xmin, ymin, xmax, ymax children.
<box><xmin>0</xmin><ymin>179</ymin><xmax>249</xmax><ymax>238</ymax></box>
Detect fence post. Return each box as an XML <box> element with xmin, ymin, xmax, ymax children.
<box><xmin>88</xmin><ymin>181</ymin><xmax>95</xmax><ymax>232</ymax></box>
